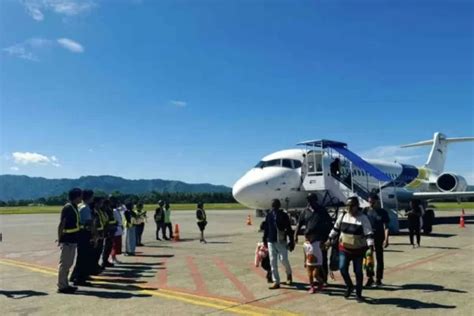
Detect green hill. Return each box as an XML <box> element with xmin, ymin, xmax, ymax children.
<box><xmin>0</xmin><ymin>175</ymin><xmax>231</xmax><ymax>201</ymax></box>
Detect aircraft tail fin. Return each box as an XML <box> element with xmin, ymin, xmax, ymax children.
<box><xmin>400</xmin><ymin>132</ymin><xmax>474</xmax><ymax>174</ymax></box>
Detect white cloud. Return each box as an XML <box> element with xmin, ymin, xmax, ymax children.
<box><xmin>10</xmin><ymin>166</ymin><xmax>20</xmax><ymax>171</ymax></box>
<box><xmin>170</xmin><ymin>100</ymin><xmax>187</xmax><ymax>108</ymax></box>
<box><xmin>12</xmin><ymin>152</ymin><xmax>61</xmax><ymax>167</ymax></box>
<box><xmin>57</xmin><ymin>38</ymin><xmax>84</xmax><ymax>53</ymax></box>
<box><xmin>20</xmin><ymin>0</ymin><xmax>96</xmax><ymax>21</ymax></box>
<box><xmin>2</xmin><ymin>38</ymin><xmax>51</xmax><ymax>61</ymax></box>
<box><xmin>3</xmin><ymin>37</ymin><xmax>84</xmax><ymax>61</ymax></box>
<box><xmin>361</xmin><ymin>145</ymin><xmax>423</xmax><ymax>163</ymax></box>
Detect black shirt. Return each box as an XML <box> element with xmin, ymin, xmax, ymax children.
<box><xmin>263</xmin><ymin>209</ymin><xmax>294</xmax><ymax>243</ymax></box>
<box><xmin>59</xmin><ymin>203</ymin><xmax>79</xmax><ymax>243</ymax></box>
<box><xmin>363</xmin><ymin>207</ymin><xmax>389</xmax><ymax>240</ymax></box>
<box><xmin>297</xmin><ymin>205</ymin><xmax>332</xmax><ymax>242</ymax></box>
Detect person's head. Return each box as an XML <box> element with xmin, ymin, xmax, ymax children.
<box><xmin>137</xmin><ymin>202</ymin><xmax>144</xmax><ymax>210</ymax></box>
<box><xmin>335</xmin><ymin>158</ymin><xmax>340</xmax><ymax>163</ymax></box>
<box><xmin>158</xmin><ymin>200</ymin><xmax>164</xmax><ymax>207</ymax></box>
<box><xmin>82</xmin><ymin>189</ymin><xmax>94</xmax><ymax>204</ymax></box>
<box><xmin>125</xmin><ymin>201</ymin><xmax>134</xmax><ymax>211</ymax></box>
<box><xmin>271</xmin><ymin>199</ymin><xmax>281</xmax><ymax>210</ymax></box>
<box><xmin>102</xmin><ymin>199</ymin><xmax>111</xmax><ymax>210</ymax></box>
<box><xmin>68</xmin><ymin>188</ymin><xmax>82</xmax><ymax>204</ymax></box>
<box><xmin>197</xmin><ymin>202</ymin><xmax>204</xmax><ymax>209</ymax></box>
<box><xmin>93</xmin><ymin>196</ymin><xmax>105</xmax><ymax>209</ymax></box>
<box><xmin>307</xmin><ymin>193</ymin><xmax>319</xmax><ymax>209</ymax></box>
<box><xmin>368</xmin><ymin>194</ymin><xmax>380</xmax><ymax>208</ymax></box>
<box><xmin>346</xmin><ymin>197</ymin><xmax>360</xmax><ymax>215</ymax></box>
<box><xmin>109</xmin><ymin>196</ymin><xmax>119</xmax><ymax>208</ymax></box>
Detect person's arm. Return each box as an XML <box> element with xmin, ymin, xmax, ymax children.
<box><xmin>382</xmin><ymin>210</ymin><xmax>390</xmax><ymax>247</ymax></box>
<box><xmin>285</xmin><ymin>213</ymin><xmax>295</xmax><ymax>251</ymax></box>
<box><xmin>262</xmin><ymin>214</ymin><xmax>269</xmax><ymax>246</ymax></box>
<box><xmin>361</xmin><ymin>215</ymin><xmax>374</xmax><ymax>250</ymax></box>
<box><xmin>57</xmin><ymin>212</ymin><xmax>65</xmax><ymax>245</ymax></box>
<box><xmin>294</xmin><ymin>211</ymin><xmax>305</xmax><ymax>243</ymax></box>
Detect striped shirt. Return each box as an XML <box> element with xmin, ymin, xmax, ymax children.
<box><xmin>329</xmin><ymin>210</ymin><xmax>374</xmax><ymax>255</ymax></box>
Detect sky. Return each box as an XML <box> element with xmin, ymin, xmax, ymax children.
<box><xmin>1</xmin><ymin>0</ymin><xmax>473</xmax><ymax>186</ymax></box>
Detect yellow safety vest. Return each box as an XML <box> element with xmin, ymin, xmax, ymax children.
<box><xmin>63</xmin><ymin>203</ymin><xmax>81</xmax><ymax>234</ymax></box>
<box><xmin>96</xmin><ymin>209</ymin><xmax>106</xmax><ymax>231</ymax></box>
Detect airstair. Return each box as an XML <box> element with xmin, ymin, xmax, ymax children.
<box><xmin>298</xmin><ymin>139</ymin><xmax>392</xmax><ymax>209</ymax></box>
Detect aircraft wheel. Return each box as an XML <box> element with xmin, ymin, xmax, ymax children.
<box><xmin>423</xmin><ymin>209</ymin><xmax>435</xmax><ymax>235</ymax></box>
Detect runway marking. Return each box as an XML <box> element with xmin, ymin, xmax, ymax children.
<box><xmin>0</xmin><ymin>258</ymin><xmax>298</xmax><ymax>316</ymax></box>
<box><xmin>213</xmin><ymin>258</ymin><xmax>256</xmax><ymax>301</ymax></box>
<box><xmin>186</xmin><ymin>255</ymin><xmax>207</xmax><ymax>294</ymax></box>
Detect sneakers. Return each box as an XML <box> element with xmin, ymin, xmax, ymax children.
<box><xmin>365</xmin><ymin>278</ymin><xmax>374</xmax><ymax>288</ymax></box>
<box><xmin>356</xmin><ymin>294</ymin><xmax>365</xmax><ymax>303</ymax></box>
<box><xmin>344</xmin><ymin>285</ymin><xmax>354</xmax><ymax>298</ymax></box>
<box><xmin>57</xmin><ymin>286</ymin><xmax>77</xmax><ymax>294</ymax></box>
<box><xmin>112</xmin><ymin>259</ymin><xmax>122</xmax><ymax>264</ymax></box>
<box><xmin>375</xmin><ymin>279</ymin><xmax>383</xmax><ymax>287</ymax></box>
<box><xmin>285</xmin><ymin>274</ymin><xmax>293</xmax><ymax>286</ymax></box>
<box><xmin>308</xmin><ymin>286</ymin><xmax>316</xmax><ymax>294</ymax></box>
<box><xmin>269</xmin><ymin>283</ymin><xmax>280</xmax><ymax>290</ymax></box>
<box><xmin>102</xmin><ymin>261</ymin><xmax>114</xmax><ymax>268</ymax></box>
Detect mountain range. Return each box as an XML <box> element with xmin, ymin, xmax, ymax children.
<box><xmin>0</xmin><ymin>175</ymin><xmax>232</xmax><ymax>201</ymax></box>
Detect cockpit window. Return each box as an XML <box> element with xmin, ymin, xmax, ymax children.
<box><xmin>255</xmin><ymin>159</ymin><xmax>303</xmax><ymax>169</ymax></box>
<box><xmin>282</xmin><ymin>159</ymin><xmax>292</xmax><ymax>168</ymax></box>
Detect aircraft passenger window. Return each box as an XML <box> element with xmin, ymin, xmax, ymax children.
<box><xmin>293</xmin><ymin>160</ymin><xmax>302</xmax><ymax>168</ymax></box>
<box><xmin>282</xmin><ymin>159</ymin><xmax>292</xmax><ymax>169</ymax></box>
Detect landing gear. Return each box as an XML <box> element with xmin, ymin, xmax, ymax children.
<box><xmin>423</xmin><ymin>209</ymin><xmax>435</xmax><ymax>235</ymax></box>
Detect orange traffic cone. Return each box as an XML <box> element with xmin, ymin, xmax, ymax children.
<box><xmin>460</xmin><ymin>209</ymin><xmax>465</xmax><ymax>228</ymax></box>
<box><xmin>247</xmin><ymin>214</ymin><xmax>252</xmax><ymax>226</ymax></box>
<box><xmin>174</xmin><ymin>224</ymin><xmax>180</xmax><ymax>241</ymax></box>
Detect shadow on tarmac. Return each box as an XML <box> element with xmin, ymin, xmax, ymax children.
<box><xmin>366</xmin><ymin>297</ymin><xmax>456</xmax><ymax>309</ymax></box>
<box><xmin>367</xmin><ymin>283</ymin><xmax>467</xmax><ymax>294</ymax></box>
<box><xmin>0</xmin><ymin>290</ymin><xmax>48</xmax><ymax>299</ymax></box>
<box><xmin>135</xmin><ymin>254</ymin><xmax>175</xmax><ymax>258</ymax></box>
<box><xmin>394</xmin><ymin>232</ymin><xmax>457</xmax><ymax>238</ymax></box>
<box><xmin>74</xmin><ymin>290</ymin><xmax>152</xmax><ymax>299</ymax></box>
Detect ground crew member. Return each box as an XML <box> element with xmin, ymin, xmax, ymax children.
<box><xmin>196</xmin><ymin>202</ymin><xmax>207</xmax><ymax>243</ymax></box>
<box><xmin>163</xmin><ymin>202</ymin><xmax>173</xmax><ymax>240</ymax></box>
<box><xmin>70</xmin><ymin>189</ymin><xmax>94</xmax><ymax>286</ymax></box>
<box><xmin>124</xmin><ymin>202</ymin><xmax>137</xmax><ymax>255</ymax></box>
<box><xmin>91</xmin><ymin>196</ymin><xmax>105</xmax><ymax>274</ymax></box>
<box><xmin>135</xmin><ymin>202</ymin><xmax>146</xmax><ymax>246</ymax></box>
<box><xmin>263</xmin><ymin>199</ymin><xmax>294</xmax><ymax>289</ymax></box>
<box><xmin>57</xmin><ymin>188</ymin><xmax>82</xmax><ymax>294</ymax></box>
<box><xmin>154</xmin><ymin>200</ymin><xmax>165</xmax><ymax>240</ymax></box>
<box><xmin>363</xmin><ymin>194</ymin><xmax>389</xmax><ymax>287</ymax></box>
<box><xmin>101</xmin><ymin>198</ymin><xmax>117</xmax><ymax>268</ymax></box>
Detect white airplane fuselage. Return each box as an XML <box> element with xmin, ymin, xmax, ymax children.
<box><xmin>232</xmin><ymin>148</ymin><xmax>446</xmax><ymax>210</ymax></box>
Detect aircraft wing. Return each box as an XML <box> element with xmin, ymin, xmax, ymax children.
<box><xmin>412</xmin><ymin>191</ymin><xmax>474</xmax><ymax>200</ymax></box>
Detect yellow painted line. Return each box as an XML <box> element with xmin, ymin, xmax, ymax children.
<box><xmin>0</xmin><ymin>258</ymin><xmax>298</xmax><ymax>316</ymax></box>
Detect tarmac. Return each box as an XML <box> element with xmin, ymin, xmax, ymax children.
<box><xmin>1</xmin><ymin>209</ymin><xmax>473</xmax><ymax>315</ymax></box>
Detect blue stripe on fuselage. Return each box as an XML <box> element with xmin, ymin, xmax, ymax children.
<box><xmin>382</xmin><ymin>164</ymin><xmax>419</xmax><ymax>188</ymax></box>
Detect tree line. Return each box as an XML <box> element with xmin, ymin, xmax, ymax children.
<box><xmin>0</xmin><ymin>191</ymin><xmax>236</xmax><ymax>207</ymax></box>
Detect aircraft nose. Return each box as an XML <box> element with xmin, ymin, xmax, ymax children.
<box><xmin>232</xmin><ymin>175</ymin><xmax>264</xmax><ymax>209</ymax></box>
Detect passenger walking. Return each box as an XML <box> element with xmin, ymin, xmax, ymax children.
<box><xmin>363</xmin><ymin>194</ymin><xmax>390</xmax><ymax>287</ymax></box>
<box><xmin>163</xmin><ymin>202</ymin><xmax>173</xmax><ymax>240</ymax></box>
<box><xmin>263</xmin><ymin>199</ymin><xmax>295</xmax><ymax>290</ymax></box>
<box><xmin>407</xmin><ymin>199</ymin><xmax>422</xmax><ymax>248</ymax></box>
<box><xmin>70</xmin><ymin>189</ymin><xmax>94</xmax><ymax>286</ymax></box>
<box><xmin>154</xmin><ymin>200</ymin><xmax>165</xmax><ymax>241</ymax></box>
<box><xmin>124</xmin><ymin>202</ymin><xmax>137</xmax><ymax>256</ymax></box>
<box><xmin>110</xmin><ymin>200</ymin><xmax>124</xmax><ymax>264</ymax></box>
<box><xmin>295</xmin><ymin>193</ymin><xmax>332</xmax><ymax>286</ymax></box>
<box><xmin>135</xmin><ymin>203</ymin><xmax>146</xmax><ymax>246</ymax></box>
<box><xmin>196</xmin><ymin>202</ymin><xmax>207</xmax><ymax>243</ymax></box>
<box><xmin>57</xmin><ymin>188</ymin><xmax>82</xmax><ymax>294</ymax></box>
<box><xmin>303</xmin><ymin>236</ymin><xmax>323</xmax><ymax>293</ymax></box>
<box><xmin>326</xmin><ymin>197</ymin><xmax>374</xmax><ymax>302</ymax></box>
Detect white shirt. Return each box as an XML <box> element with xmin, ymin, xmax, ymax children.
<box><xmin>113</xmin><ymin>208</ymin><xmax>123</xmax><ymax>236</ymax></box>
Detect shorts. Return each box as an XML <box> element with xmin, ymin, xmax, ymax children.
<box><xmin>306</xmin><ymin>241</ymin><xmax>323</xmax><ymax>266</ymax></box>
<box><xmin>197</xmin><ymin>222</ymin><xmax>207</xmax><ymax>232</ymax></box>
<box><xmin>112</xmin><ymin>236</ymin><xmax>122</xmax><ymax>255</ymax></box>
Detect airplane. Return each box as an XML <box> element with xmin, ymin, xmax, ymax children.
<box><xmin>232</xmin><ymin>132</ymin><xmax>474</xmax><ymax>220</ymax></box>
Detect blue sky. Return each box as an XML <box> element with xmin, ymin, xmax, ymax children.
<box><xmin>1</xmin><ymin>0</ymin><xmax>473</xmax><ymax>186</ymax></box>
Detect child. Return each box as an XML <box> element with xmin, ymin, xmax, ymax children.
<box><xmin>303</xmin><ymin>236</ymin><xmax>323</xmax><ymax>294</ymax></box>
<box><xmin>255</xmin><ymin>242</ymin><xmax>272</xmax><ymax>283</ymax></box>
